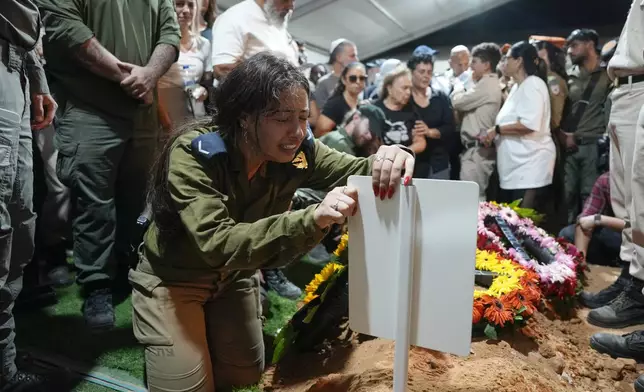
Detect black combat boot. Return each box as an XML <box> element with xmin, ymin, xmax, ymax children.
<box><xmin>590</xmin><ymin>330</ymin><xmax>644</xmax><ymax>361</ymax></box>
<box><xmin>579</xmin><ymin>263</ymin><xmax>631</xmax><ymax>309</ymax></box>
<box><xmin>82</xmin><ymin>285</ymin><xmax>115</xmax><ymax>332</ymax></box>
<box><xmin>635</xmin><ymin>374</ymin><xmax>644</xmax><ymax>392</ymax></box>
<box><xmin>587</xmin><ymin>277</ymin><xmax>644</xmax><ymax>329</ymax></box>
<box><xmin>263</xmin><ymin>269</ymin><xmax>302</xmax><ymax>300</ymax></box>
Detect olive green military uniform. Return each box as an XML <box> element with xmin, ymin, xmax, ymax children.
<box><xmin>131</xmin><ymin>127</ymin><xmax>372</xmax><ymax>391</ymax></box>
<box><xmin>0</xmin><ymin>0</ymin><xmax>50</xmax><ymax>383</ymax></box>
<box><xmin>564</xmin><ymin>65</ymin><xmax>612</xmax><ymax>223</ymax></box>
<box><xmin>291</xmin><ymin>127</ymin><xmax>358</xmax><ymax>207</ymax></box>
<box><xmin>547</xmin><ymin>71</ymin><xmax>570</xmax><ymax>226</ymax></box>
<box><xmin>36</xmin><ymin>0</ymin><xmax>180</xmax><ymax>286</ymax></box>
<box><xmin>547</xmin><ymin>71</ymin><xmax>569</xmax><ymax>130</ymax></box>
<box><xmin>319</xmin><ymin>127</ymin><xmax>357</xmax><ymax>155</ymax></box>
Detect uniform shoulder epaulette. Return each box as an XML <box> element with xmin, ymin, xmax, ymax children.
<box><xmin>190</xmin><ymin>131</ymin><xmax>227</xmax><ymax>160</ymax></box>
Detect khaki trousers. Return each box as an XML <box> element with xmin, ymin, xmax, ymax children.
<box><xmin>460</xmin><ymin>146</ymin><xmax>496</xmax><ymax>200</ymax></box>
<box><xmin>130</xmin><ymin>268</ymin><xmax>264</xmax><ymax>392</ymax></box>
<box><xmin>608</xmin><ymin>82</ymin><xmax>644</xmax><ymax>281</ymax></box>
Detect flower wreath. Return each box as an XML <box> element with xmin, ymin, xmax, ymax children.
<box><xmin>478</xmin><ymin>202</ymin><xmax>582</xmax><ymax>299</ymax></box>
<box><xmin>474</xmin><ymin>249</ymin><xmax>541</xmax><ymax>338</ymax></box>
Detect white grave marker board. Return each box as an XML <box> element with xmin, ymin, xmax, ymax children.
<box><xmin>347</xmin><ymin>176</ymin><xmax>479</xmax><ymax>357</ymax></box>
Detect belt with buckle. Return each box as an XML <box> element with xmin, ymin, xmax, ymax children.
<box><xmin>616</xmin><ymin>74</ymin><xmax>644</xmax><ymax>87</ymax></box>
<box><xmin>463</xmin><ymin>140</ymin><xmax>479</xmax><ymax>149</ymax></box>
<box><xmin>574</xmin><ymin>136</ymin><xmax>599</xmax><ymax>145</ymax></box>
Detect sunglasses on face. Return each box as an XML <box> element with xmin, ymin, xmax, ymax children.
<box><xmin>348</xmin><ymin>75</ymin><xmax>367</xmax><ymax>83</ymax></box>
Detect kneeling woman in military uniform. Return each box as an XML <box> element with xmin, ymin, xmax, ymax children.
<box><xmin>130</xmin><ymin>52</ymin><xmax>415</xmax><ymax>392</ymax></box>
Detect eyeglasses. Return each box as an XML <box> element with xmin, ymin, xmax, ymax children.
<box><xmin>348</xmin><ymin>75</ymin><xmax>367</xmax><ymax>83</ymax></box>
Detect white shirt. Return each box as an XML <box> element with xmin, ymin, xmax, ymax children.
<box><xmin>211</xmin><ymin>0</ymin><xmax>298</xmax><ymax>67</ymax></box>
<box><xmin>607</xmin><ymin>0</ymin><xmax>644</xmax><ymax>79</ymax></box>
<box><xmin>158</xmin><ymin>35</ymin><xmax>212</xmax><ymax>118</ymax></box>
<box><xmin>495</xmin><ymin>75</ymin><xmax>555</xmax><ymax>190</ymax></box>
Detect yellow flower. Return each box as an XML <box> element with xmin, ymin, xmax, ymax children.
<box><xmin>475</xmin><ymin>249</ymin><xmax>525</xmax><ymax>299</ymax></box>
<box><xmin>488</xmin><ymin>275</ymin><xmax>522</xmax><ymax>297</ymax></box>
<box><xmin>303</xmin><ymin>262</ymin><xmax>345</xmax><ymax>304</ymax></box>
<box><xmin>333</xmin><ymin>233</ymin><xmax>349</xmax><ymax>257</ymax></box>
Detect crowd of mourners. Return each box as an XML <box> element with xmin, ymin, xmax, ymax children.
<box><xmin>2</xmin><ymin>0</ymin><xmax>644</xmax><ymax>391</ymax></box>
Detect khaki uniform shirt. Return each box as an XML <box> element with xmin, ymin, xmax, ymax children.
<box><xmin>319</xmin><ymin>127</ymin><xmax>356</xmax><ymax>156</ymax></box>
<box><xmin>36</xmin><ymin>0</ymin><xmax>180</xmax><ymax>120</ymax></box>
<box><xmin>134</xmin><ymin>127</ymin><xmax>372</xmax><ymax>289</ymax></box>
<box><xmin>566</xmin><ymin>65</ymin><xmax>612</xmax><ymax>137</ymax></box>
<box><xmin>450</xmin><ymin>73</ymin><xmax>503</xmax><ymax>144</ymax></box>
<box><xmin>547</xmin><ymin>71</ymin><xmax>569</xmax><ymax>130</ymax></box>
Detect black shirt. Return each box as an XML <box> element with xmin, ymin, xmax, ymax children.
<box><xmin>412</xmin><ymin>89</ymin><xmax>455</xmax><ymax>175</ymax></box>
<box><xmin>322</xmin><ymin>95</ymin><xmax>352</xmax><ymax>125</ymax></box>
<box><xmin>374</xmin><ymin>99</ymin><xmax>416</xmax><ymax>147</ymax></box>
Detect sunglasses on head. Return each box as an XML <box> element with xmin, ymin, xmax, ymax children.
<box><xmin>348</xmin><ymin>75</ymin><xmax>367</xmax><ymax>83</ymax></box>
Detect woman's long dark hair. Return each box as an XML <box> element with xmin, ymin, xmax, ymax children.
<box><xmin>533</xmin><ymin>40</ymin><xmax>568</xmax><ymax>81</ymax></box>
<box><xmin>509</xmin><ymin>41</ymin><xmax>548</xmax><ymax>84</ymax></box>
<box><xmin>331</xmin><ymin>62</ymin><xmax>365</xmax><ymax>98</ymax></box>
<box><xmin>202</xmin><ymin>0</ymin><xmax>217</xmax><ymax>28</ymax></box>
<box><xmin>147</xmin><ymin>52</ymin><xmax>310</xmax><ymax>241</ymax></box>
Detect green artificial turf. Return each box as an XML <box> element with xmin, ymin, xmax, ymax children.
<box><xmin>13</xmin><ymin>257</ymin><xmax>328</xmax><ymax>391</ymax></box>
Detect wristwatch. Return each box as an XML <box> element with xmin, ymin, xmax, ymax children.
<box><xmin>594</xmin><ymin>213</ymin><xmax>602</xmax><ymax>226</ymax></box>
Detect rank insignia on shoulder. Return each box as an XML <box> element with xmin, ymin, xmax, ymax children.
<box><xmin>191</xmin><ymin>132</ymin><xmax>227</xmax><ymax>160</ymax></box>
<box><xmin>549</xmin><ymin>84</ymin><xmax>561</xmax><ymax>96</ymax></box>
<box><xmin>292</xmin><ymin>151</ymin><xmax>308</xmax><ymax>169</ymax></box>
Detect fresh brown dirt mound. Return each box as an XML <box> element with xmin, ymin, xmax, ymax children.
<box><xmin>263</xmin><ymin>266</ymin><xmax>644</xmax><ymax>391</ymax></box>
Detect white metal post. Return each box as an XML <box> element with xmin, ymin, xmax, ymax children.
<box><xmin>393</xmin><ymin>184</ymin><xmax>417</xmax><ymax>392</ymax></box>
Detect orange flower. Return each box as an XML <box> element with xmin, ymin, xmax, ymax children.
<box><xmin>473</xmin><ymin>301</ymin><xmax>484</xmax><ymax>324</ymax></box>
<box><xmin>503</xmin><ymin>292</ymin><xmax>536</xmax><ymax>316</ymax></box>
<box><xmin>520</xmin><ymin>278</ymin><xmax>542</xmax><ymax>302</ymax></box>
<box><xmin>523</xmin><ymin>270</ymin><xmax>541</xmax><ymax>284</ymax></box>
<box><xmin>483</xmin><ymin>297</ymin><xmax>514</xmax><ymax>327</ymax></box>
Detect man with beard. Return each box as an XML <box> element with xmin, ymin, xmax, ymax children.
<box><xmin>211</xmin><ymin>0</ymin><xmax>298</xmax><ymax>79</ymax></box>
<box><xmin>562</xmin><ymin>29</ymin><xmax>612</xmax><ymax>224</ymax></box>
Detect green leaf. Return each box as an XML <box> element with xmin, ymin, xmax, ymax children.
<box><xmin>514</xmin><ymin>315</ymin><xmax>524</xmax><ymax>322</ymax></box>
<box><xmin>271</xmin><ymin>324</ymin><xmax>297</xmax><ymax>364</ymax></box>
<box><xmin>484</xmin><ymin>323</ymin><xmax>498</xmax><ymax>340</ymax></box>
<box><xmin>517</xmin><ymin>306</ymin><xmax>527</xmax><ymax>314</ymax></box>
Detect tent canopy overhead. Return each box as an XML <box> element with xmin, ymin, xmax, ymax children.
<box><xmin>218</xmin><ymin>0</ymin><xmax>516</xmax><ymax>61</ymax></box>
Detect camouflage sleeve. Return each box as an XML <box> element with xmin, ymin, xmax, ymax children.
<box><xmin>302</xmin><ymin>139</ymin><xmax>373</xmax><ymax>191</ymax></box>
<box><xmin>168</xmin><ymin>137</ymin><xmax>327</xmax><ymax>270</ymax></box>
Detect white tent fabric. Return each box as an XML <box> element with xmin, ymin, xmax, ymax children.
<box><xmin>218</xmin><ymin>0</ymin><xmax>516</xmax><ymax>62</ymax></box>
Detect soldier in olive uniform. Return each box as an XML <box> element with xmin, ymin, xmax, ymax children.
<box><xmin>131</xmin><ymin>53</ymin><xmax>415</xmax><ymax>391</ymax></box>
<box><xmin>562</xmin><ymin>29</ymin><xmax>613</xmax><ymax>223</ymax></box>
<box><xmin>36</xmin><ymin>0</ymin><xmax>181</xmax><ymax>331</ymax></box>
<box><xmin>0</xmin><ymin>1</ymin><xmax>58</xmax><ymax>389</ymax></box>
<box><xmin>534</xmin><ymin>39</ymin><xmax>569</xmax><ymax>228</ymax></box>
<box><xmin>294</xmin><ymin>104</ymin><xmax>387</xmax><ymax>210</ymax></box>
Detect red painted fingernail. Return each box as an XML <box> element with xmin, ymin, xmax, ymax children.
<box><xmin>379</xmin><ymin>187</ymin><xmax>386</xmax><ymax>200</ymax></box>
<box><xmin>388</xmin><ymin>186</ymin><xmax>394</xmax><ymax>199</ymax></box>
<box><xmin>373</xmin><ymin>185</ymin><xmax>379</xmax><ymax>196</ymax></box>
<box><xmin>403</xmin><ymin>177</ymin><xmax>411</xmax><ymax>186</ymax></box>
